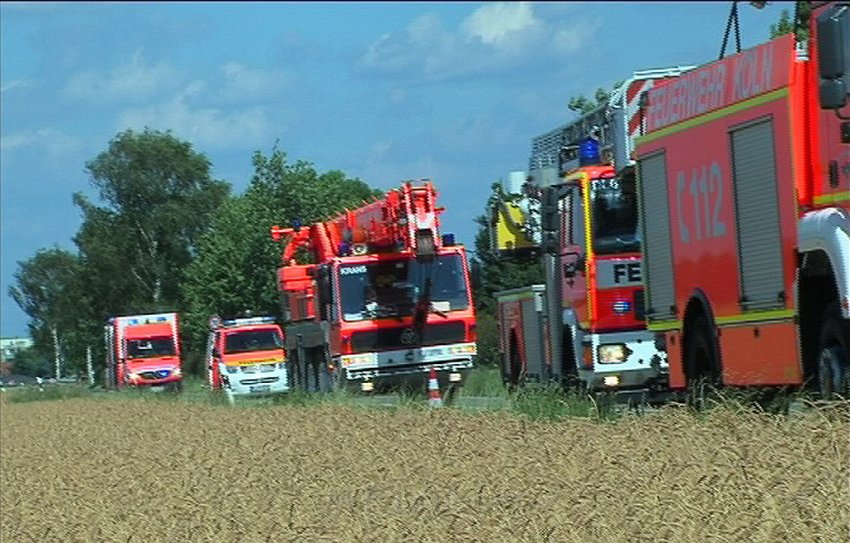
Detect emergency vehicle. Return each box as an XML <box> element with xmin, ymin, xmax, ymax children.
<box><xmin>270</xmin><ymin>180</ymin><xmax>476</xmax><ymax>394</ymax></box>
<box><xmin>104</xmin><ymin>312</ymin><xmax>182</xmax><ymax>391</ymax></box>
<box><xmin>492</xmin><ymin>68</ymin><xmax>693</xmax><ymax>399</ymax></box>
<box><xmin>635</xmin><ymin>2</ymin><xmax>850</xmax><ymax>398</ymax></box>
<box><xmin>206</xmin><ymin>315</ymin><xmax>289</xmax><ymax>403</ymax></box>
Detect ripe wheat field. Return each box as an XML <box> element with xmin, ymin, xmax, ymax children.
<box><xmin>1</xmin><ymin>395</ymin><xmax>848</xmax><ymax>543</ymax></box>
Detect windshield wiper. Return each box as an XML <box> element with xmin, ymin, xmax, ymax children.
<box><xmin>429</xmin><ymin>303</ymin><xmax>448</xmax><ymax>318</ymax></box>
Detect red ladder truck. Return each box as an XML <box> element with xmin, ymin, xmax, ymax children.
<box><xmin>492</xmin><ymin>68</ymin><xmax>694</xmax><ymax>401</ymax></box>
<box><xmin>270</xmin><ymin>180</ymin><xmax>477</xmax><ymax>394</ymax></box>
<box><xmin>634</xmin><ymin>2</ymin><xmax>850</xmax><ymax>398</ymax></box>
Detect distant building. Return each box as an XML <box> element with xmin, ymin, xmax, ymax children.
<box><xmin>0</xmin><ymin>337</ymin><xmax>33</xmax><ymax>375</ymax></box>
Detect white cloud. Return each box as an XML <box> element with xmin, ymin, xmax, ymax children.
<box><xmin>462</xmin><ymin>2</ymin><xmax>537</xmax><ymax>48</ymax></box>
<box><xmin>0</xmin><ymin>78</ymin><xmax>31</xmax><ymax>94</ymax></box>
<box><xmin>358</xmin><ymin>3</ymin><xmax>599</xmax><ymax>82</ymax></box>
<box><xmin>0</xmin><ymin>128</ymin><xmax>83</xmax><ymax>158</ymax></box>
<box><xmin>63</xmin><ymin>50</ymin><xmax>177</xmax><ymax>103</ymax></box>
<box><xmin>218</xmin><ymin>62</ymin><xmax>291</xmax><ymax>102</ymax></box>
<box><xmin>551</xmin><ymin>20</ymin><xmax>602</xmax><ymax>54</ymax></box>
<box><xmin>116</xmin><ymin>84</ymin><xmax>272</xmax><ymax>150</ymax></box>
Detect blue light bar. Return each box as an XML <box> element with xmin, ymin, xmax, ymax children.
<box><xmin>442</xmin><ymin>233</ymin><xmax>455</xmax><ymax>246</ymax></box>
<box><xmin>578</xmin><ymin>137</ymin><xmax>601</xmax><ymax>166</ymax></box>
<box><xmin>222</xmin><ymin>316</ymin><xmax>277</xmax><ymax>327</ymax></box>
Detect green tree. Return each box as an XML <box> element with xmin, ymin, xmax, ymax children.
<box><xmin>9</xmin><ymin>347</ymin><xmax>52</xmax><ymax>378</ymax></box>
<box><xmin>181</xmin><ymin>145</ymin><xmax>380</xmax><ymax>372</ymax></box>
<box><xmin>568</xmin><ymin>80</ymin><xmax>624</xmax><ymax>116</ymax></box>
<box><xmin>75</xmin><ymin>128</ymin><xmax>230</xmax><ymax>312</ymax></box>
<box><xmin>769</xmin><ymin>3</ymin><xmax>810</xmax><ymax>41</ymax></box>
<box><xmin>769</xmin><ymin>9</ymin><xmax>795</xmax><ymax>38</ymax></box>
<box><xmin>8</xmin><ymin>247</ymin><xmax>87</xmax><ymax>376</ymax></box>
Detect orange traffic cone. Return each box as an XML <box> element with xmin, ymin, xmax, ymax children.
<box><xmin>427</xmin><ymin>367</ymin><xmax>443</xmax><ymax>408</ymax></box>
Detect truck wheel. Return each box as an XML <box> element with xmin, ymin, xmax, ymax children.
<box><xmin>318</xmin><ymin>363</ymin><xmax>335</xmax><ymax>393</ymax></box>
<box><xmin>684</xmin><ymin>315</ymin><xmax>721</xmax><ymax>409</ymax></box>
<box><xmin>561</xmin><ymin>329</ymin><xmax>580</xmax><ymax>392</ymax></box>
<box><xmin>817</xmin><ymin>302</ymin><xmax>850</xmax><ymax>399</ymax></box>
<box><xmin>507</xmin><ymin>334</ymin><xmax>522</xmax><ymax>392</ymax></box>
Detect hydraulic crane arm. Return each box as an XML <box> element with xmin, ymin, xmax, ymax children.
<box><xmin>271</xmin><ymin>180</ymin><xmax>445</xmax><ymax>265</ymax></box>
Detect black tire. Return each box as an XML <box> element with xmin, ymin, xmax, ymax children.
<box><xmin>507</xmin><ymin>336</ymin><xmax>522</xmax><ymax>392</ymax></box>
<box><xmin>443</xmin><ymin>382</ymin><xmax>460</xmax><ymax>406</ymax></box>
<box><xmin>561</xmin><ymin>328</ymin><xmax>581</xmax><ymax>392</ymax></box>
<box><xmin>817</xmin><ymin>302</ymin><xmax>850</xmax><ymax>400</ymax></box>
<box><xmin>684</xmin><ymin>315</ymin><xmax>721</xmax><ymax>409</ymax></box>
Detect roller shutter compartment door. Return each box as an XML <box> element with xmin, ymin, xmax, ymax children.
<box><xmin>730</xmin><ymin>118</ymin><xmax>784</xmax><ymax>311</ymax></box>
<box><xmin>638</xmin><ymin>151</ymin><xmax>676</xmax><ymax>320</ymax></box>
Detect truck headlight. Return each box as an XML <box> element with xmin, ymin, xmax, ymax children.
<box><xmin>127</xmin><ymin>372</ymin><xmax>139</xmax><ymax>381</ymax></box>
<box><xmin>173</xmin><ymin>367</ymin><xmax>182</xmax><ymax>376</ymax></box>
<box><xmin>598</xmin><ymin>344</ymin><xmax>627</xmax><ymax>364</ymax></box>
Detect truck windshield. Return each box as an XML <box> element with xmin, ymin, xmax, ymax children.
<box><xmin>127</xmin><ymin>338</ymin><xmax>175</xmax><ymax>358</ymax></box>
<box><xmin>590</xmin><ymin>175</ymin><xmax>640</xmax><ymax>255</ymax></box>
<box><xmin>338</xmin><ymin>254</ymin><xmax>469</xmax><ymax>322</ymax></box>
<box><xmin>224</xmin><ymin>330</ymin><xmax>283</xmax><ymax>354</ymax></box>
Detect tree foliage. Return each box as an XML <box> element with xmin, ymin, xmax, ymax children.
<box><xmin>8</xmin><ymin>247</ymin><xmax>88</xmax><ymax>374</ymax></box>
<box><xmin>76</xmin><ymin>128</ymin><xmax>230</xmax><ymax>310</ymax></box>
<box><xmin>567</xmin><ymin>81</ymin><xmax>624</xmax><ymax>116</ymax></box>
<box><xmin>769</xmin><ymin>3</ymin><xmax>810</xmax><ymax>41</ymax></box>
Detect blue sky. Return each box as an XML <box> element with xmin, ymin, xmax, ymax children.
<box><xmin>1</xmin><ymin>1</ymin><xmax>789</xmax><ymax>337</ymax></box>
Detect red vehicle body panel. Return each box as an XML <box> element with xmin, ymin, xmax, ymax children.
<box><xmin>637</xmin><ymin>15</ymin><xmax>850</xmax><ymax>390</ymax></box>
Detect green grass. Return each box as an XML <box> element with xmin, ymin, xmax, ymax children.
<box><xmin>3</xmin><ymin>384</ymin><xmax>91</xmax><ymax>404</ymax></box>
<box><xmin>510</xmin><ymin>384</ymin><xmax>620</xmax><ymax>422</ymax></box>
<box><xmin>460</xmin><ymin>366</ymin><xmax>507</xmax><ymax>398</ymax></box>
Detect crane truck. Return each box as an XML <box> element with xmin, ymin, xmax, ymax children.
<box><xmin>206</xmin><ymin>315</ymin><xmax>289</xmax><ymax>403</ymax></box>
<box><xmin>634</xmin><ymin>1</ymin><xmax>850</xmax><ymax>399</ymax></box>
<box><xmin>104</xmin><ymin>312</ymin><xmax>182</xmax><ymax>391</ymax></box>
<box><xmin>270</xmin><ymin>180</ymin><xmax>477</xmax><ymax>395</ymax></box>
<box><xmin>491</xmin><ymin>67</ymin><xmax>694</xmax><ymax>401</ymax></box>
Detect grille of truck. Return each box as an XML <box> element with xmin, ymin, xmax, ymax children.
<box><xmin>240</xmin><ymin>376</ymin><xmax>280</xmax><ymax>385</ymax></box>
<box><xmin>241</xmin><ymin>363</ymin><xmax>278</xmax><ymax>374</ymax></box>
<box><xmin>351</xmin><ymin>321</ymin><xmax>466</xmax><ymax>353</ymax></box>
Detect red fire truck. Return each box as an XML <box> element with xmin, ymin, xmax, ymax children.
<box><xmin>492</xmin><ymin>68</ymin><xmax>692</xmax><ymax>400</ymax></box>
<box><xmin>270</xmin><ymin>180</ymin><xmax>476</xmax><ymax>394</ymax></box>
<box><xmin>635</xmin><ymin>2</ymin><xmax>849</xmax><ymax>398</ymax></box>
<box><xmin>104</xmin><ymin>312</ymin><xmax>182</xmax><ymax>391</ymax></box>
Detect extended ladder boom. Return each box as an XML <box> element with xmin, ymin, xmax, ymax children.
<box><xmin>529</xmin><ymin>66</ymin><xmax>695</xmax><ymax>175</ymax></box>
<box><xmin>271</xmin><ymin>180</ymin><xmax>444</xmax><ymax>265</ymax></box>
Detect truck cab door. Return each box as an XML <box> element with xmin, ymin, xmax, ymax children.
<box><xmin>561</xmin><ymin>184</ymin><xmax>588</xmax><ymax>325</ymax></box>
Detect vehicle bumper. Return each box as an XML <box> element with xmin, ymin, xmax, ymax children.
<box><xmin>221</xmin><ymin>364</ymin><xmax>289</xmax><ymax>396</ymax></box>
<box><xmin>580</xmin><ymin>330</ymin><xmax>668</xmax><ymax>392</ymax></box>
<box><xmin>338</xmin><ymin>342</ymin><xmax>476</xmax><ymax>382</ymax></box>
<box><xmin>127</xmin><ymin>373</ymin><xmax>182</xmax><ymax>387</ymax></box>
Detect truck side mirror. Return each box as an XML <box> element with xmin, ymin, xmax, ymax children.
<box><xmin>817</xmin><ymin>5</ymin><xmax>850</xmax><ymax>110</ymax></box>
<box><xmin>563</xmin><ymin>251</ymin><xmax>586</xmax><ymax>278</ymax></box>
<box><xmin>540</xmin><ymin>186</ymin><xmax>559</xmax><ymax>232</ymax></box>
